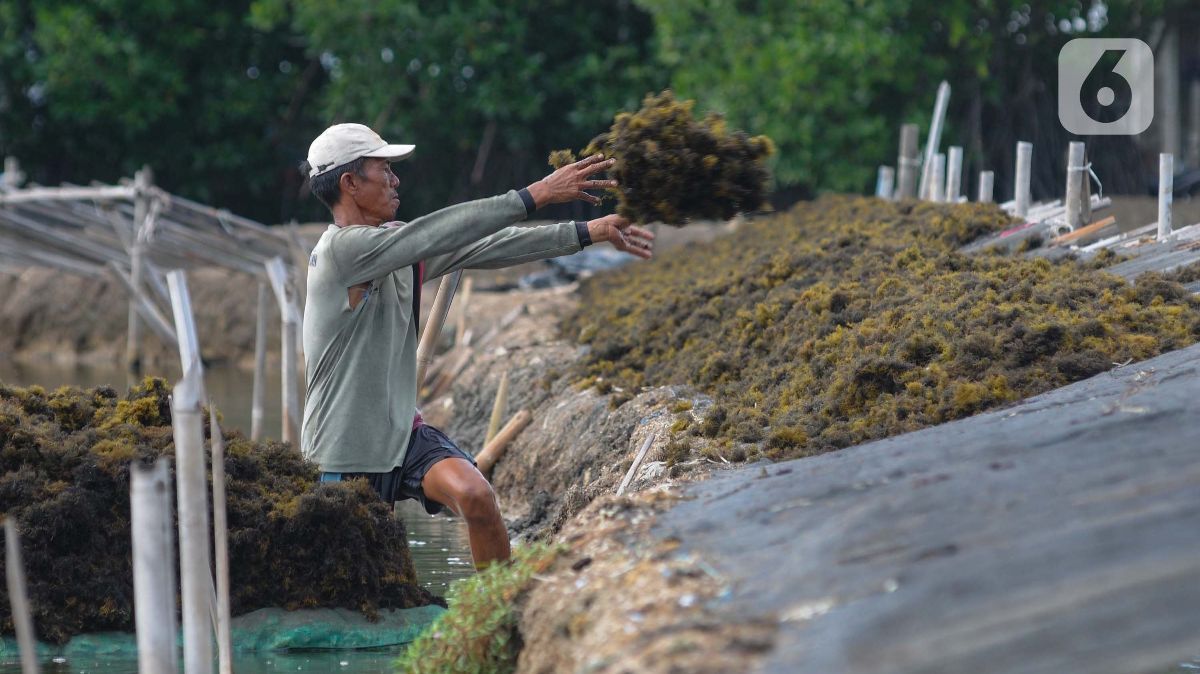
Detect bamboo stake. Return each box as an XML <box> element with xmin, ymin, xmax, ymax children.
<box><xmin>209</xmin><ymin>407</ymin><xmax>232</xmax><ymax>674</ymax></box>
<box><xmin>131</xmin><ymin>458</ymin><xmax>178</xmax><ymax>674</ymax></box>
<box><xmin>1014</xmin><ymin>141</ymin><xmax>1033</xmax><ymax>218</ymax></box>
<box><xmin>1</xmin><ymin>157</ymin><xmax>23</xmax><ymax>190</ymax></box>
<box><xmin>455</xmin><ymin>277</ymin><xmax>473</xmax><ymax>347</ymax></box>
<box><xmin>4</xmin><ymin>518</ymin><xmax>39</xmax><ymax>674</ymax></box>
<box><xmin>127</xmin><ymin>167</ymin><xmax>152</xmax><ymax>374</ymax></box>
<box><xmin>171</xmin><ymin>367</ymin><xmax>213</xmax><ymax>674</ymax></box>
<box><xmin>428</xmin><ymin>347</ymin><xmax>473</xmax><ymax>400</ymax></box>
<box><xmin>265</xmin><ymin>257</ymin><xmax>301</xmax><ymax>444</ymax></box>
<box><xmin>1065</xmin><ymin>142</ymin><xmax>1087</xmax><ymax>231</ymax></box>
<box><xmin>917</xmin><ymin>81</ymin><xmax>950</xmax><ymax>200</ymax></box>
<box><xmin>946</xmin><ymin>146</ymin><xmax>963</xmax><ymax>202</ymax></box>
<box><xmin>251</xmin><ymin>281</ymin><xmax>269</xmax><ymax>441</ymax></box>
<box><xmin>616</xmin><ymin>433</ymin><xmax>656</xmax><ymax>496</ymax></box>
<box><xmin>416</xmin><ymin>270</ymin><xmax>462</xmax><ymax>394</ymax></box>
<box><xmin>0</xmin><ymin>185</ymin><xmax>134</xmax><ymax>203</ymax></box>
<box><xmin>484</xmin><ymin>370</ymin><xmax>510</xmax><ymax>446</ymax></box>
<box><xmin>167</xmin><ymin>270</ymin><xmax>204</xmax><ymax>382</ymax></box>
<box><xmin>1158</xmin><ymin>153</ymin><xmax>1174</xmax><ymax>241</ymax></box>
<box><xmin>896</xmin><ymin>123</ymin><xmax>920</xmax><ymax>199</ymax></box>
<box><xmin>475</xmin><ymin>409</ymin><xmax>532</xmax><ymax>475</ymax></box>
<box><xmin>978</xmin><ymin>171</ymin><xmax>995</xmax><ymax>203</ymax></box>
<box><xmin>875</xmin><ymin>166</ymin><xmax>895</xmax><ymax>199</ymax></box>
<box><xmin>930</xmin><ymin>154</ymin><xmax>946</xmax><ymax>203</ymax></box>
<box><xmin>107</xmin><ymin>262</ymin><xmax>179</xmax><ymax>348</ymax></box>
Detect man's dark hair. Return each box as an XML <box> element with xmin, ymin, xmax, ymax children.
<box><xmin>299</xmin><ymin>157</ymin><xmax>370</xmax><ymax>210</ymax></box>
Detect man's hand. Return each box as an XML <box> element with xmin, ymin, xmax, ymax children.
<box><xmin>587</xmin><ymin>214</ymin><xmax>655</xmax><ymax>259</ymax></box>
<box><xmin>527</xmin><ymin>154</ymin><xmax>617</xmax><ymax>208</ymax></box>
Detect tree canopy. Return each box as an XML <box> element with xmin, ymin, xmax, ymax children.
<box><xmin>0</xmin><ymin>0</ymin><xmax>1188</xmax><ymax>223</ymax></box>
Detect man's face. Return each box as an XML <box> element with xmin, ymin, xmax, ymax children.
<box><xmin>348</xmin><ymin>158</ymin><xmax>400</xmax><ymax>223</ymax></box>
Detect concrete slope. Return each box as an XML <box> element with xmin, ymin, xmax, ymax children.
<box><xmin>655</xmin><ymin>343</ymin><xmax>1200</xmax><ymax>674</ymax></box>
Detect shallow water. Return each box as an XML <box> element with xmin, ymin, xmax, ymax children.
<box><xmin>0</xmin><ymin>361</ymin><xmax>475</xmax><ymax>673</ymax></box>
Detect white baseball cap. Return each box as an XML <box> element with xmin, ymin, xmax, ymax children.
<box><xmin>306</xmin><ymin>123</ymin><xmax>415</xmax><ymax>178</ymax></box>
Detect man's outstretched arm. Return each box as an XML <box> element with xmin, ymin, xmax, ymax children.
<box><xmin>328</xmin><ymin>155</ymin><xmax>617</xmax><ymax>287</ymax></box>
<box><xmin>422</xmin><ymin>215</ymin><xmax>655</xmax><ymax>280</ymax></box>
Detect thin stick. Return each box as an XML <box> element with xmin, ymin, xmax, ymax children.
<box><xmin>896</xmin><ymin>123</ymin><xmax>920</xmax><ymax>199</ymax></box>
<box><xmin>1014</xmin><ymin>141</ymin><xmax>1033</xmax><ymax>218</ymax></box>
<box><xmin>428</xmin><ymin>347</ymin><xmax>473</xmax><ymax>400</ymax></box>
<box><xmin>4</xmin><ymin>518</ymin><xmax>40</xmax><ymax>674</ymax></box>
<box><xmin>250</xmin><ymin>281</ymin><xmax>268</xmax><ymax>441</ymax></box>
<box><xmin>475</xmin><ymin>409</ymin><xmax>532</xmax><ymax>475</ymax></box>
<box><xmin>875</xmin><ymin>166</ymin><xmax>895</xmax><ymax>200</ymax></box>
<box><xmin>416</xmin><ymin>270</ymin><xmax>462</xmax><ymax>395</ymax></box>
<box><xmin>485</xmin><ymin>370</ymin><xmax>510</xmax><ymax>446</ymax></box>
<box><xmin>917</xmin><ymin>81</ymin><xmax>951</xmax><ymax>200</ymax></box>
<box><xmin>455</xmin><ymin>277</ymin><xmax>473</xmax><ymax>347</ymax></box>
<box><xmin>1158</xmin><ymin>153</ymin><xmax>1174</xmax><ymax>241</ymax></box>
<box><xmin>946</xmin><ymin>146</ymin><xmax>963</xmax><ymax>202</ymax></box>
<box><xmin>131</xmin><ymin>459</ymin><xmax>178</xmax><ymax>674</ymax></box>
<box><xmin>209</xmin><ymin>407</ymin><xmax>233</xmax><ymax>674</ymax></box>
<box><xmin>265</xmin><ymin>257</ymin><xmax>301</xmax><ymax>444</ymax></box>
<box><xmin>978</xmin><ymin>171</ymin><xmax>995</xmax><ymax>203</ymax></box>
<box><xmin>930</xmin><ymin>153</ymin><xmax>946</xmax><ymax>203</ymax></box>
<box><xmin>172</xmin><ymin>367</ymin><xmax>213</xmax><ymax>674</ymax></box>
<box><xmin>616</xmin><ymin>433</ymin><xmax>656</xmax><ymax>496</ymax></box>
<box><xmin>1065</xmin><ymin>142</ymin><xmax>1087</xmax><ymax>231</ymax></box>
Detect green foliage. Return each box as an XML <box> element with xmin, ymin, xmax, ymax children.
<box><xmin>550</xmin><ymin>91</ymin><xmax>774</xmax><ymax>225</ymax></box>
<box><xmin>0</xmin><ymin>377</ymin><xmax>438</xmax><ymax>644</ymax></box>
<box><xmin>395</xmin><ymin>544</ymin><xmax>561</xmax><ymax>674</ymax></box>
<box><xmin>251</xmin><ymin>0</ymin><xmax>664</xmax><ymax>219</ymax></box>
<box><xmin>634</xmin><ymin>0</ymin><xmax>1185</xmax><ymax>196</ymax></box>
<box><xmin>563</xmin><ymin>196</ymin><xmax>1200</xmax><ymax>460</ymax></box>
<box><xmin>0</xmin><ymin>0</ymin><xmax>318</xmax><ymax>222</ymax></box>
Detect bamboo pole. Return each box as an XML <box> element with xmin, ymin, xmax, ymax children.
<box><xmin>1065</xmin><ymin>142</ymin><xmax>1087</xmax><ymax>232</ymax></box>
<box><xmin>265</xmin><ymin>257</ymin><xmax>301</xmax><ymax>444</ymax></box>
<box><xmin>428</xmin><ymin>348</ymin><xmax>473</xmax><ymax>400</ymax></box>
<box><xmin>1014</xmin><ymin>141</ymin><xmax>1033</xmax><ymax>218</ymax></box>
<box><xmin>107</xmin><ymin>262</ymin><xmax>179</xmax><ymax>348</ymax></box>
<box><xmin>4</xmin><ymin>518</ymin><xmax>40</xmax><ymax>674</ymax></box>
<box><xmin>475</xmin><ymin>409</ymin><xmax>532</xmax><ymax>475</ymax></box>
<box><xmin>875</xmin><ymin>166</ymin><xmax>895</xmax><ymax>200</ymax></box>
<box><xmin>930</xmin><ymin>153</ymin><xmax>946</xmax><ymax>203</ymax></box>
<box><xmin>127</xmin><ymin>167</ymin><xmax>152</xmax><ymax>374</ymax></box>
<box><xmin>484</xmin><ymin>370</ymin><xmax>510</xmax><ymax>446</ymax></box>
<box><xmin>1158</xmin><ymin>153</ymin><xmax>1174</xmax><ymax>241</ymax></box>
<box><xmin>171</xmin><ymin>367</ymin><xmax>213</xmax><ymax>674</ymax></box>
<box><xmin>0</xmin><ymin>185</ymin><xmax>134</xmax><ymax>203</ymax></box>
<box><xmin>978</xmin><ymin>171</ymin><xmax>995</xmax><ymax>203</ymax></box>
<box><xmin>209</xmin><ymin>408</ymin><xmax>233</xmax><ymax>674</ymax></box>
<box><xmin>896</xmin><ymin>124</ymin><xmax>920</xmax><ymax>199</ymax></box>
<box><xmin>455</xmin><ymin>277</ymin><xmax>473</xmax><ymax>347</ymax></box>
<box><xmin>416</xmin><ymin>270</ymin><xmax>462</xmax><ymax>394</ymax></box>
<box><xmin>917</xmin><ymin>81</ymin><xmax>950</xmax><ymax>200</ymax></box>
<box><xmin>131</xmin><ymin>458</ymin><xmax>178</xmax><ymax>674</ymax></box>
<box><xmin>251</xmin><ymin>281</ymin><xmax>269</xmax><ymax>440</ymax></box>
<box><xmin>167</xmin><ymin>270</ymin><xmax>204</xmax><ymax>382</ymax></box>
<box><xmin>945</xmin><ymin>146</ymin><xmax>963</xmax><ymax>202</ymax></box>
<box><xmin>616</xmin><ymin>433</ymin><xmax>656</xmax><ymax>496</ymax></box>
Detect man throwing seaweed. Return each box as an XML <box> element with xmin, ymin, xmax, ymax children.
<box><xmin>299</xmin><ymin>123</ymin><xmax>654</xmax><ymax>569</ymax></box>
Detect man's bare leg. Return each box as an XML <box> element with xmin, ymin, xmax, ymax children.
<box><xmin>421</xmin><ymin>458</ymin><xmax>511</xmax><ymax>569</ymax></box>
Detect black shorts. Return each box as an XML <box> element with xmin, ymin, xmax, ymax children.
<box><xmin>318</xmin><ymin>424</ymin><xmax>475</xmax><ymax>515</ymax></box>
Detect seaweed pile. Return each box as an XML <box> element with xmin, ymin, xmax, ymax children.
<box><xmin>550</xmin><ymin>90</ymin><xmax>774</xmax><ymax>225</ymax></box>
<box><xmin>563</xmin><ymin>196</ymin><xmax>1200</xmax><ymax>460</ymax></box>
<box><xmin>0</xmin><ymin>378</ymin><xmax>437</xmax><ymax>644</ymax></box>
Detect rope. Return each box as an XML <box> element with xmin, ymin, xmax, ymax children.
<box><xmin>1068</xmin><ymin>161</ymin><xmax>1104</xmax><ymax>199</ymax></box>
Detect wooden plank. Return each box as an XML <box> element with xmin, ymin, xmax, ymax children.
<box><xmin>1050</xmin><ymin>216</ymin><xmax>1117</xmax><ymax>246</ymax></box>
<box><xmin>0</xmin><ymin>184</ymin><xmax>134</xmax><ymax>204</ymax></box>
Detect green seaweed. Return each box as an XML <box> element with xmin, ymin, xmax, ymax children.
<box><xmin>550</xmin><ymin>90</ymin><xmax>774</xmax><ymax>225</ymax></box>
<box><xmin>563</xmin><ymin>196</ymin><xmax>1200</xmax><ymax>460</ymax></box>
<box><xmin>0</xmin><ymin>377</ymin><xmax>438</xmax><ymax>644</ymax></box>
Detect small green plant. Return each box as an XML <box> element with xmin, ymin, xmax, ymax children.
<box><xmin>396</xmin><ymin>544</ymin><xmax>562</xmax><ymax>674</ymax></box>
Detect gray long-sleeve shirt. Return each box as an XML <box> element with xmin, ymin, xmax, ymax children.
<box><xmin>300</xmin><ymin>190</ymin><xmax>584</xmax><ymax>472</ymax></box>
